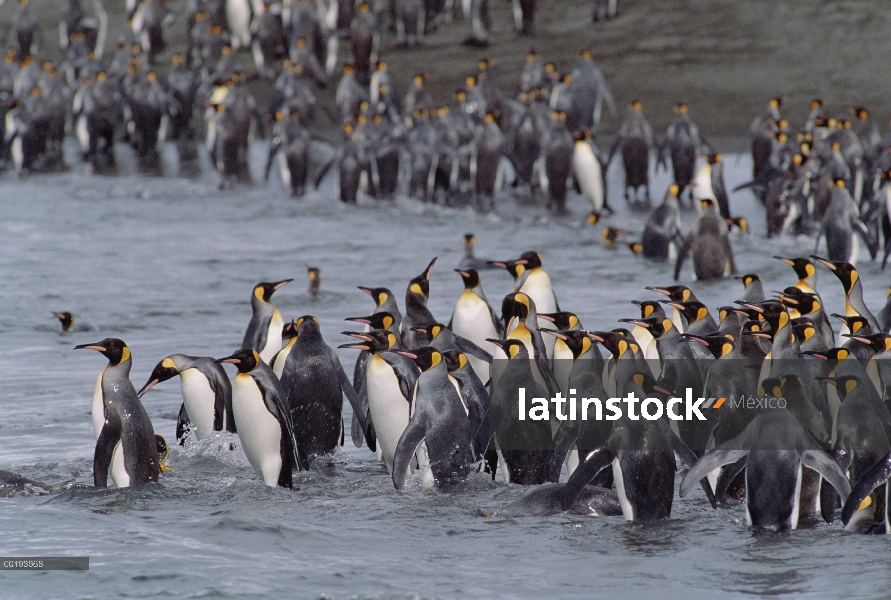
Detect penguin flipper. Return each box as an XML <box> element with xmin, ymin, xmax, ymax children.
<box><xmin>560</xmin><ymin>447</ymin><xmax>614</xmax><ymax>511</ymax></box>
<box><xmin>841</xmin><ymin>450</ymin><xmax>891</xmax><ymax>526</ymax></box>
<box><xmin>392</xmin><ymin>415</ymin><xmax>429</xmax><ymax>491</ymax></box>
<box><xmin>336</xmin><ymin>359</ymin><xmax>366</xmax><ymax>435</ymax></box>
<box><xmin>453</xmin><ymin>334</ymin><xmax>493</xmax><ymax>363</ymax></box>
<box><xmin>175</xmin><ymin>403</ymin><xmax>191</xmax><ymax>445</ymax></box>
<box><xmin>853</xmin><ymin>218</ymin><xmax>879</xmax><ymax>260</ymax></box>
<box><xmin>93</xmin><ymin>418</ymin><xmax>123</xmax><ymax>488</ymax></box>
<box><xmin>673</xmin><ymin>236</ymin><xmax>692</xmax><ymax>281</ymax></box>
<box><xmin>799</xmin><ymin>449</ymin><xmax>852</xmax><ymax>504</ymax></box>
<box><xmin>531</xmin><ymin>334</ymin><xmax>561</xmax><ymax>397</ymax></box>
<box><xmin>655</xmin><ymin>419</ymin><xmax>716</xmax><ymax>507</ymax></box>
<box><xmin>549</xmin><ymin>420</ymin><xmax>580</xmax><ymax>482</ymax></box>
<box><xmin>714</xmin><ymin>455</ymin><xmax>747</xmax><ymax>501</ymax></box>
<box><xmin>264</xmin><ymin>137</ymin><xmax>281</xmax><ymax>182</ymax></box>
<box><xmin>678</xmin><ymin>449</ymin><xmax>748</xmax><ymax>498</ymax></box>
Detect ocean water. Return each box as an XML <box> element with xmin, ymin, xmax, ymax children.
<box><xmin>0</xmin><ymin>143</ymin><xmax>889</xmax><ymax>599</ymax></box>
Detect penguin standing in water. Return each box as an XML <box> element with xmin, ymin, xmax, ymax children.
<box><xmin>811</xmin><ymin>257</ymin><xmax>880</xmax><ymax>332</ymax></box>
<box><xmin>74</xmin><ymin>339</ymin><xmax>160</xmax><ymax>488</ymax></box>
<box><xmin>641</xmin><ymin>184</ymin><xmax>683</xmax><ymax>261</ymax></box>
<box><xmin>842</xmin><ymin>450</ymin><xmax>891</xmax><ymax>534</ymax></box>
<box><xmin>473</xmin><ymin>112</ymin><xmax>505</xmax><ymax>212</ymax></box>
<box><xmin>680</xmin><ymin>410</ymin><xmax>851</xmax><ymax>531</ymax></box>
<box><xmin>674</xmin><ymin>199</ymin><xmax>737</xmax><ymax>281</ymax></box>
<box><xmin>813</xmin><ymin>179</ymin><xmax>876</xmax><ymax>264</ymax></box>
<box><xmin>241</xmin><ymin>279</ymin><xmax>293</xmax><ymax>364</ymax></box>
<box><xmin>217</xmin><ymin>349</ymin><xmax>299</xmax><ymax>487</ymax></box>
<box><xmin>692</xmin><ymin>153</ymin><xmax>730</xmax><ymax>219</ymax></box>
<box><xmin>53</xmin><ymin>311</ymin><xmax>96</xmax><ymax>334</ymax></box>
<box><xmin>391</xmin><ymin>347</ymin><xmax>474</xmax><ymax>489</ymax></box>
<box><xmin>657</xmin><ymin>102</ymin><xmax>704</xmax><ymax>200</ymax></box>
<box><xmin>609</xmin><ymin>100</ymin><xmax>653</xmax><ymax>206</ymax></box>
<box><xmin>401</xmin><ymin>257</ymin><xmax>438</xmax><ymax>349</ymax></box>
<box><xmin>572</xmin><ymin>130</ymin><xmax>607</xmax><ymax>221</ymax></box>
<box><xmin>278</xmin><ymin>316</ymin><xmax>363</xmax><ymax>469</ymax></box>
<box><xmin>442</xmin><ymin>349</ymin><xmax>490</xmax><ymax>462</ymax></box>
<box><xmin>137</xmin><ymin>354</ymin><xmax>236</xmax><ymax>444</ymax></box>
<box><xmin>340</xmin><ymin>329</ymin><xmax>418</xmax><ymax>474</ymax></box>
<box><xmin>511</xmin><ymin>0</ymin><xmax>535</xmax><ymax>35</ymax></box>
<box><xmin>270</xmin><ymin>320</ymin><xmax>298</xmax><ymax>378</ymax></box>
<box><xmin>450</xmin><ymin>268</ymin><xmax>503</xmax><ymax>382</ymax></box>
<box><xmin>541</xmin><ymin>111</ymin><xmax>573</xmax><ymax>215</ymax></box>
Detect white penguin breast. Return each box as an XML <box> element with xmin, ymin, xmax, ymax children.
<box><xmin>92</xmin><ymin>369</ymin><xmax>105</xmax><ymax>439</ymax></box>
<box><xmin>110</xmin><ymin>440</ymin><xmax>129</xmax><ymax>488</ymax></box>
<box><xmin>612</xmin><ymin>459</ymin><xmax>634</xmax><ymax>521</ymax></box>
<box><xmin>179</xmin><ymin>368</ymin><xmax>217</xmax><ymax>440</ymax></box>
<box><xmin>259</xmin><ymin>308</ymin><xmax>285</xmax><ymax>365</ymax></box>
<box><xmin>451</xmin><ymin>291</ymin><xmax>500</xmax><ymax>380</ymax></box>
<box><xmin>572</xmin><ymin>144</ymin><xmax>603</xmax><ymax>211</ymax></box>
<box><xmin>366</xmin><ymin>356</ymin><xmax>410</xmax><ymax>475</ymax></box>
<box><xmin>232</xmin><ymin>374</ymin><xmax>283</xmax><ymax>486</ymax></box>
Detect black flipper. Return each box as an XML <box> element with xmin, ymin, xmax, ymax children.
<box><xmin>336</xmin><ymin>359</ymin><xmax>366</xmax><ymax>436</ymax></box>
<box><xmin>678</xmin><ymin>449</ymin><xmax>748</xmax><ymax>498</ymax></box>
<box><xmin>841</xmin><ymin>450</ymin><xmax>891</xmax><ymax>526</ymax></box>
<box><xmin>656</xmin><ymin>419</ymin><xmax>716</xmax><ymax>508</ymax></box>
<box><xmin>176</xmin><ymin>402</ymin><xmax>190</xmax><ymax>445</ymax></box>
<box><xmin>560</xmin><ymin>447</ymin><xmax>614</xmax><ymax>511</ymax></box>
<box><xmin>673</xmin><ymin>236</ymin><xmax>692</xmax><ymax>281</ymax></box>
<box><xmin>453</xmin><ymin>334</ymin><xmax>494</xmax><ymax>363</ymax></box>
<box><xmin>800</xmin><ymin>449</ymin><xmax>852</xmax><ymax>506</ymax></box>
<box><xmin>264</xmin><ymin>136</ymin><xmax>281</xmax><ymax>181</ymax></box>
<box><xmin>392</xmin><ymin>416</ymin><xmax>429</xmax><ymax>491</ymax></box>
<box><xmin>93</xmin><ymin>417</ymin><xmax>123</xmax><ymax>488</ymax></box>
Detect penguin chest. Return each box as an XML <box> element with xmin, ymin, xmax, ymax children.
<box><xmin>272</xmin><ymin>339</ymin><xmax>296</xmax><ymax>379</ymax></box>
<box><xmin>452</xmin><ymin>292</ymin><xmax>497</xmax><ymax>341</ymax></box>
<box><xmin>692</xmin><ymin>165</ymin><xmax>713</xmax><ymax>202</ymax></box>
<box><xmin>232</xmin><ymin>374</ymin><xmax>283</xmax><ymax>486</ymax></box>
<box><xmin>519</xmin><ymin>271</ymin><xmax>557</xmax><ymax>314</ymax></box>
<box><xmin>366</xmin><ymin>357</ymin><xmax>410</xmax><ymax>474</ymax></box>
<box><xmin>259</xmin><ymin>309</ymin><xmax>285</xmax><ymax>365</ymax></box>
<box><xmin>109</xmin><ymin>441</ymin><xmax>129</xmax><ymax>489</ymax></box>
<box><xmin>572</xmin><ymin>145</ymin><xmax>603</xmax><ymax>210</ymax></box>
<box><xmin>92</xmin><ymin>369</ymin><xmax>106</xmax><ymax>439</ymax></box>
<box><xmin>179</xmin><ymin>368</ymin><xmax>217</xmax><ymax>440</ymax></box>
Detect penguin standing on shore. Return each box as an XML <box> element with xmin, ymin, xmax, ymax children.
<box><xmin>75</xmin><ymin>339</ymin><xmax>160</xmax><ymax>488</ymax></box>
<box><xmin>137</xmin><ymin>354</ymin><xmax>236</xmax><ymax>444</ymax></box>
<box><xmin>241</xmin><ymin>279</ymin><xmax>293</xmax><ymax>364</ymax></box>
<box><xmin>217</xmin><ymin>348</ymin><xmax>299</xmax><ymax>487</ymax></box>
<box><xmin>279</xmin><ymin>316</ymin><xmax>363</xmax><ymax>469</ymax></box>
<box><xmin>641</xmin><ymin>184</ymin><xmax>683</xmax><ymax>261</ymax></box>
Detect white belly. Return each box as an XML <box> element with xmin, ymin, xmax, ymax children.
<box><xmin>573</xmin><ymin>144</ymin><xmax>603</xmax><ymax>212</ymax></box>
<box><xmin>92</xmin><ymin>370</ymin><xmax>105</xmax><ymax>439</ymax></box>
<box><xmin>366</xmin><ymin>357</ymin><xmax>411</xmax><ymax>475</ymax></box>
<box><xmin>692</xmin><ymin>165</ymin><xmax>713</xmax><ymax>205</ymax></box>
<box><xmin>451</xmin><ymin>292</ymin><xmax>499</xmax><ymax>382</ymax></box>
<box><xmin>259</xmin><ymin>309</ymin><xmax>285</xmax><ymax>365</ymax></box>
<box><xmin>612</xmin><ymin>459</ymin><xmax>634</xmax><ymax>521</ymax></box>
<box><xmin>180</xmin><ymin>368</ymin><xmax>217</xmax><ymax>440</ymax></box>
<box><xmin>272</xmin><ymin>339</ymin><xmax>296</xmax><ymax>379</ymax></box>
<box><xmin>110</xmin><ymin>441</ymin><xmax>129</xmax><ymax>488</ymax></box>
<box><xmin>232</xmin><ymin>374</ymin><xmax>283</xmax><ymax>486</ymax></box>
<box><xmin>226</xmin><ymin>0</ymin><xmax>253</xmax><ymax>47</ymax></box>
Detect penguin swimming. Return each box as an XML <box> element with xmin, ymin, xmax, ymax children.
<box><xmin>137</xmin><ymin>354</ymin><xmax>236</xmax><ymax>443</ymax></box>
<box><xmin>217</xmin><ymin>348</ymin><xmax>299</xmax><ymax>487</ymax></box>
<box><xmin>241</xmin><ymin>279</ymin><xmax>293</xmax><ymax>364</ymax></box>
<box><xmin>75</xmin><ymin>338</ymin><xmax>160</xmax><ymax>488</ymax></box>
<box><xmin>53</xmin><ymin>311</ymin><xmax>95</xmax><ymax>334</ymax></box>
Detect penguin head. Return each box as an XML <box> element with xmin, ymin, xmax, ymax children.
<box><xmin>803</xmin><ymin>347</ymin><xmax>849</xmax><ymax>365</ymax></box>
<box><xmin>778</xmin><ymin>287</ymin><xmax>820</xmax><ymax>315</ymax></box>
<box><xmin>502</xmin><ymin>292</ymin><xmax>532</xmax><ymax>330</ymax></box>
<box><xmin>461</xmin><ymin>233</ymin><xmax>476</xmax><ymax>249</ymax></box>
<box><xmin>394</xmin><ymin>347</ymin><xmax>443</xmax><ymax>372</ymax></box>
<box><xmin>486</xmin><ymin>338</ymin><xmax>529</xmax><ymax>360</ymax></box>
<box><xmin>790</xmin><ymin>318</ymin><xmax>817</xmax><ymax>344</ymax></box>
<box><xmin>706</xmin><ymin>153</ymin><xmax>722</xmax><ymax>165</ymax></box>
<box><xmin>817</xmin><ymin>375</ymin><xmax>862</xmax><ymax>400</ymax></box>
<box><xmin>411</xmin><ymin>323</ymin><xmax>446</xmax><ymax>344</ymax></box>
<box><xmin>741</xmin><ymin>319</ymin><xmax>771</xmax><ymax>340</ymax></box>
<box><xmin>339</xmin><ymin>329</ymin><xmax>397</xmax><ymax>353</ymax></box>
<box><xmin>282</xmin><ymin>320</ymin><xmax>299</xmax><ymax>341</ymax></box>
<box><xmin>811</xmin><ymin>256</ymin><xmax>858</xmax><ymax>293</ymax></box>
<box><xmin>585</xmin><ymin>330</ymin><xmax>636</xmax><ymax>359</ymax></box>
<box><xmin>740</xmin><ymin>300</ymin><xmax>788</xmax><ymax>333</ymax></box>
<box><xmin>357</xmin><ymin>286</ymin><xmax>395</xmax><ymax>309</ymax></box>
<box><xmin>455</xmin><ymin>268</ymin><xmax>481</xmax><ymax>290</ymax></box>
<box><xmin>407</xmin><ymin>257</ymin><xmax>437</xmax><ymax>300</ymax></box>
<box><xmin>617</xmin><ymin>316</ymin><xmax>669</xmax><ymax>339</ymax></box>
<box><xmin>155</xmin><ymin>435</ymin><xmax>173</xmax><ymax>473</ymax></box>
<box><xmin>514</xmin><ymin>251</ymin><xmax>542</xmax><ymax>270</ymax></box>
<box><xmin>442</xmin><ymin>350</ymin><xmax>469</xmax><ymax>372</ymax></box>
<box><xmin>629</xmin><ymin>100</ymin><xmax>642</xmax><ymax>112</ymax></box>
<box><xmin>842</xmin><ymin>332</ymin><xmax>891</xmax><ymax>355</ymax></box>
<box><xmin>700</xmin><ymin>198</ymin><xmax>716</xmax><ymax>212</ymax></box>
<box><xmin>668</xmin><ymin>183</ymin><xmax>680</xmax><ymax>198</ymax></box>
<box><xmin>477</xmin><ymin>58</ymin><xmax>490</xmax><ymax>72</ymax></box>
<box><xmin>734</xmin><ymin>273</ymin><xmax>761</xmax><ymax>289</ymax></box>
<box><xmin>540</xmin><ymin>329</ymin><xmax>592</xmax><ymax>359</ymax></box>
<box><xmin>631</xmin><ymin>300</ymin><xmax>666</xmax><ymax>321</ymax></box>
<box><xmin>295</xmin><ymin>315</ymin><xmax>320</xmax><ymax>335</ymax></box>
<box><xmin>525</xmin><ymin>48</ymin><xmax>538</xmax><ymax>62</ymax></box>
<box><xmin>138</xmin><ymin>355</ymin><xmax>185</xmax><ymax>397</ymax></box>
<box><xmin>831</xmin><ymin>313</ymin><xmax>870</xmax><ymax>335</ymax></box>
<box><xmin>674</xmin><ymin>102</ymin><xmax>688</xmax><ymax>115</ymax></box>
<box><xmin>645</xmin><ymin>285</ymin><xmax>694</xmax><ymax>303</ymax></box>
<box><xmin>629</xmin><ymin>372</ymin><xmax>673</xmax><ymax>398</ymax></box>
<box><xmin>216</xmin><ymin>349</ymin><xmax>260</xmax><ymax>373</ymax></box>
<box><xmin>758</xmin><ymin>378</ymin><xmax>785</xmax><ymax>401</ymax></box>
<box><xmin>810</xmin><ymin>98</ymin><xmax>824</xmax><ymax>110</ymax></box>
<box><xmin>622</xmin><ymin>242</ymin><xmax>644</xmax><ymax>255</ymax></box>
<box><xmin>74</xmin><ymin>338</ymin><xmax>131</xmax><ymax>366</ymax></box>
<box><xmin>538</xmin><ymin>311</ymin><xmax>580</xmax><ymax>331</ymax></box>
<box><xmin>587</xmin><ymin>212</ymin><xmax>601</xmax><ymax>225</ymax></box>
<box><xmin>602</xmin><ymin>228</ymin><xmax>626</xmax><ymax>244</ymax></box>
<box><xmin>683</xmin><ymin>334</ymin><xmax>735</xmax><ymax>360</ymax></box>
<box><xmin>774</xmin><ymin>256</ymin><xmax>816</xmax><ymax>282</ymax></box>
<box><xmin>253</xmin><ymin>279</ymin><xmax>292</xmax><ymax>303</ymax></box>
<box><xmin>345</xmin><ymin>311</ymin><xmax>397</xmax><ymax>332</ymax></box>
<box><xmin>53</xmin><ymin>311</ymin><xmax>74</xmax><ymax>333</ymax></box>
<box><xmin>661</xmin><ymin>300</ymin><xmax>709</xmax><ymax>326</ymax></box>
<box><xmin>307</xmin><ymin>267</ymin><xmax>321</xmax><ymax>294</ymax></box>
<box><xmin>488</xmin><ymin>259</ymin><xmax>525</xmax><ymax>280</ymax></box>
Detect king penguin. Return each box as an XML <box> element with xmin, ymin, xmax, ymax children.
<box><xmin>241</xmin><ymin>279</ymin><xmax>293</xmax><ymax>364</ymax></box>
<box><xmin>401</xmin><ymin>257</ymin><xmax>438</xmax><ymax>349</ymax></box>
<box><xmin>450</xmin><ymin>268</ymin><xmax>503</xmax><ymax>382</ymax></box>
<box><xmin>138</xmin><ymin>354</ymin><xmax>236</xmax><ymax>443</ymax></box>
<box><xmin>217</xmin><ymin>348</ymin><xmax>299</xmax><ymax>487</ymax></box>
<box><xmin>75</xmin><ymin>338</ymin><xmax>160</xmax><ymax>488</ymax></box>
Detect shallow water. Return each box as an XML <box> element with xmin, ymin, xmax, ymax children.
<box><xmin>1</xmin><ymin>145</ymin><xmax>889</xmax><ymax>599</ymax></box>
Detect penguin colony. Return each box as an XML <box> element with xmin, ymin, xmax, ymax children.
<box><xmin>41</xmin><ymin>250</ymin><xmax>891</xmax><ymax>535</ymax></box>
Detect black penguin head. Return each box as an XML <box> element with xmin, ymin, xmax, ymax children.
<box><xmin>842</xmin><ymin>332</ymin><xmax>891</xmax><ymax>355</ymax></box>
<box><xmin>803</xmin><ymin>347</ymin><xmax>849</xmax><ymax>366</ymax></box>
<box><xmin>138</xmin><ymin>355</ymin><xmax>182</xmax><ymax>397</ymax></box>
<box><xmin>442</xmin><ymin>350</ymin><xmax>469</xmax><ymax>372</ymax></box>
<box><xmin>502</xmin><ymin>292</ymin><xmax>532</xmax><ymax>330</ymax></box>
<box><xmin>758</xmin><ymin>378</ymin><xmax>785</xmax><ymax>401</ymax></box>
<box><xmin>602</xmin><ymin>228</ymin><xmax>627</xmax><ymax>244</ymax></box>
<box><xmin>661</xmin><ymin>300</ymin><xmax>709</xmax><ymax>326</ymax></box>
<box><xmin>735</xmin><ymin>273</ymin><xmax>761</xmax><ymax>288</ymax></box>
<box><xmin>281</xmin><ymin>320</ymin><xmax>299</xmax><ymax>341</ymax></box>
<box><xmin>538</xmin><ymin>311</ymin><xmax>580</xmax><ymax>331</ymax></box>
<box><xmin>515</xmin><ymin>251</ymin><xmax>543</xmax><ymax>270</ymax></box>
<box><xmin>811</xmin><ymin>256</ymin><xmax>858</xmax><ymax>293</ymax></box>
<box><xmin>739</xmin><ymin>301</ymin><xmax>788</xmax><ymax>333</ymax></box>
<box><xmin>487</xmin><ymin>259</ymin><xmax>525</xmax><ymax>280</ymax></box>
<box><xmin>339</xmin><ymin>329</ymin><xmax>397</xmax><ymax>353</ymax></box>
<box><xmin>407</xmin><ymin>257</ymin><xmax>437</xmax><ymax>301</ymax></box>
<box><xmin>585</xmin><ymin>330</ymin><xmax>638</xmax><ymax>359</ymax></box>
<box><xmin>683</xmin><ymin>333</ymin><xmax>735</xmax><ymax>359</ymax></box>
<box><xmin>831</xmin><ymin>313</ymin><xmax>870</xmax><ymax>335</ymax></box>
<box><xmin>706</xmin><ymin>153</ymin><xmax>722</xmax><ymax>165</ymax></box>
<box><xmin>486</xmin><ymin>338</ymin><xmax>529</xmax><ymax>360</ymax></box>
<box><xmin>628</xmin><ymin>372</ymin><xmax>673</xmax><ymax>398</ymax></box>
<box><xmin>74</xmin><ymin>338</ymin><xmax>131</xmax><ymax>366</ymax></box>
<box><xmin>54</xmin><ymin>311</ymin><xmax>74</xmax><ymax>332</ymax></box>
<box><xmin>253</xmin><ymin>279</ymin><xmax>292</xmax><ymax>303</ymax></box>
<box><xmin>700</xmin><ymin>198</ymin><xmax>716</xmax><ymax>212</ymax></box>
<box><xmin>411</xmin><ymin>323</ymin><xmax>447</xmax><ymax>344</ymax></box>
<box><xmin>307</xmin><ymin>267</ymin><xmax>321</xmax><ymax>295</ymax></box>
<box><xmin>778</xmin><ymin>287</ymin><xmax>821</xmax><ymax>315</ymax></box>
<box><xmin>357</xmin><ymin>286</ymin><xmax>395</xmax><ymax>309</ymax></box>
<box><xmin>817</xmin><ymin>375</ymin><xmax>863</xmax><ymax>400</ymax></box>
<box><xmin>462</xmin><ymin>232</ymin><xmax>476</xmax><ymax>249</ymax></box>
<box><xmin>295</xmin><ymin>315</ymin><xmax>320</xmax><ymax>335</ymax></box>
<box><xmin>645</xmin><ymin>285</ymin><xmax>695</xmax><ymax>303</ymax></box>
<box><xmin>631</xmin><ymin>300</ymin><xmax>667</xmax><ymax>321</ymax></box>
<box><xmin>455</xmin><ymin>268</ymin><xmax>481</xmax><ymax>290</ymax></box>
<box><xmin>741</xmin><ymin>319</ymin><xmax>771</xmax><ymax>340</ymax></box>
<box><xmin>394</xmin><ymin>347</ymin><xmax>443</xmax><ymax>372</ymax></box>
<box><xmin>540</xmin><ymin>329</ymin><xmax>593</xmax><ymax>359</ymax></box>
<box><xmin>790</xmin><ymin>318</ymin><xmax>817</xmax><ymax>344</ymax></box>
<box><xmin>155</xmin><ymin>435</ymin><xmax>173</xmax><ymax>472</ymax></box>
<box><xmin>216</xmin><ymin>349</ymin><xmax>260</xmax><ymax>373</ymax></box>
<box><xmin>345</xmin><ymin>311</ymin><xmax>397</xmax><ymax>331</ymax></box>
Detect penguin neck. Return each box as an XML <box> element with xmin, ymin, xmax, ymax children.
<box><xmin>105</xmin><ymin>357</ymin><xmax>132</xmax><ymax>378</ymax></box>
